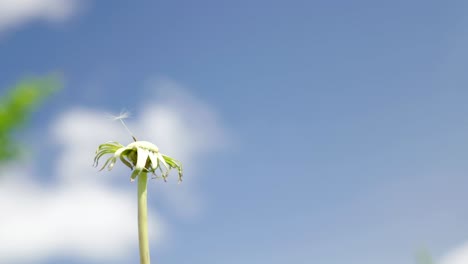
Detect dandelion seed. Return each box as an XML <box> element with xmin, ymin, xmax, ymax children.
<box><xmin>107</xmin><ymin>110</ymin><xmax>137</xmax><ymax>141</ymax></box>
<box><xmin>106</xmin><ymin>109</ymin><xmax>131</xmax><ymax>121</ymax></box>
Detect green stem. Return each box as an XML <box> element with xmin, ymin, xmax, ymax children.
<box><xmin>138</xmin><ymin>172</ymin><xmax>151</xmax><ymax>264</ymax></box>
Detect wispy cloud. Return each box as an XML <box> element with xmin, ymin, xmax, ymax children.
<box><xmin>0</xmin><ymin>79</ymin><xmax>229</xmax><ymax>263</ymax></box>
<box><xmin>441</xmin><ymin>241</ymin><xmax>468</xmax><ymax>264</ymax></box>
<box><xmin>138</xmin><ymin>77</ymin><xmax>230</xmax><ymax>217</ymax></box>
<box><xmin>0</xmin><ymin>0</ymin><xmax>80</xmax><ymax>33</ymax></box>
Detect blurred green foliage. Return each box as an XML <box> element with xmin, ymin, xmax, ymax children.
<box><xmin>416</xmin><ymin>249</ymin><xmax>435</xmax><ymax>264</ymax></box>
<box><xmin>0</xmin><ymin>76</ymin><xmax>60</xmax><ymax>162</ymax></box>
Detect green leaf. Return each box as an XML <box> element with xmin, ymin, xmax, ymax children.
<box><xmin>0</xmin><ymin>75</ymin><xmax>61</xmax><ymax>163</ymax></box>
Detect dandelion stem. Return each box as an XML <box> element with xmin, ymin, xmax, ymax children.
<box><xmin>138</xmin><ymin>172</ymin><xmax>151</xmax><ymax>264</ymax></box>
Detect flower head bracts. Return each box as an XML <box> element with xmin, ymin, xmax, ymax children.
<box><xmin>94</xmin><ymin>140</ymin><xmax>183</xmax><ymax>183</ymax></box>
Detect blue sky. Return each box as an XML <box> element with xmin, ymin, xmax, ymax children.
<box><xmin>1</xmin><ymin>1</ymin><xmax>468</xmax><ymax>264</ymax></box>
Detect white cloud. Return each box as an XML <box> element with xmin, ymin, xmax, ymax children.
<box><xmin>0</xmin><ymin>0</ymin><xmax>79</xmax><ymax>33</ymax></box>
<box><xmin>0</xmin><ymin>80</ymin><xmax>228</xmax><ymax>263</ymax></box>
<box><xmin>137</xmin><ymin>78</ymin><xmax>230</xmax><ymax>217</ymax></box>
<box><xmin>440</xmin><ymin>241</ymin><xmax>468</xmax><ymax>264</ymax></box>
<box><xmin>140</xmin><ymin>78</ymin><xmax>229</xmax><ymax>159</ymax></box>
<box><xmin>0</xmin><ymin>169</ymin><xmax>163</xmax><ymax>263</ymax></box>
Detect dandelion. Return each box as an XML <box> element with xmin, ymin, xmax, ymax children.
<box><xmin>94</xmin><ymin>140</ymin><xmax>183</xmax><ymax>182</ymax></box>
<box><xmin>94</xmin><ymin>113</ymin><xmax>183</xmax><ymax>264</ymax></box>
